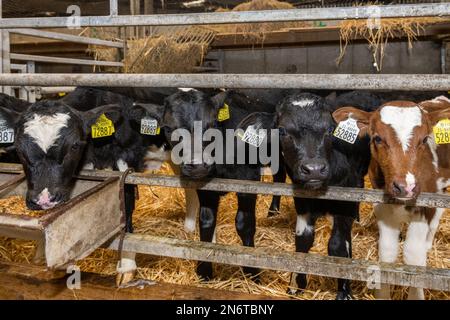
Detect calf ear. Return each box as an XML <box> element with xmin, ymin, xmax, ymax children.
<box><xmin>83</xmin><ymin>104</ymin><xmax>122</xmax><ymax>135</ymax></box>
<box><xmin>129</xmin><ymin>103</ymin><xmax>165</xmax><ymax>124</ymax></box>
<box><xmin>332</xmin><ymin>106</ymin><xmax>371</xmax><ymax>137</ymax></box>
<box><xmin>0</xmin><ymin>106</ymin><xmax>21</xmax><ymax>126</ymax></box>
<box><xmin>325</xmin><ymin>91</ymin><xmax>337</xmax><ymax>105</ymax></box>
<box><xmin>428</xmin><ymin>107</ymin><xmax>450</xmax><ymax>127</ymax></box>
<box><xmin>237</xmin><ymin>112</ymin><xmax>277</xmax><ymax>133</ymax></box>
<box><xmin>211</xmin><ymin>91</ymin><xmax>228</xmax><ymax>110</ymax></box>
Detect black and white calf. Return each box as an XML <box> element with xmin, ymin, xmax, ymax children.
<box><xmin>134</xmin><ymin>88</ymin><xmax>284</xmax><ymax>280</ymax></box>
<box><xmin>239</xmin><ymin>93</ymin><xmax>375</xmax><ymax>299</ymax></box>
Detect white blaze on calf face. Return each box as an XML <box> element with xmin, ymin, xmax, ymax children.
<box><xmin>379</xmin><ymin>106</ymin><xmax>422</xmax><ymax>152</ymax></box>
<box><xmin>405</xmin><ymin>172</ymin><xmax>416</xmax><ymax>197</ymax></box>
<box><xmin>292</xmin><ymin>99</ymin><xmax>315</xmax><ymax>108</ymax></box>
<box><xmin>24</xmin><ymin>113</ymin><xmax>71</xmax><ymax>153</ymax></box>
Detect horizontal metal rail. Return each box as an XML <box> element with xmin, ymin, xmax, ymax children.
<box><xmin>0</xmin><ymin>4</ymin><xmax>448</xmax><ymax>29</ymax></box>
<box><xmin>39</xmin><ymin>86</ymin><xmax>76</xmax><ymax>94</ymax></box>
<box><xmin>10</xmin><ymin>54</ymin><xmax>123</xmax><ymax>67</ymax></box>
<box><xmin>8</xmin><ymin>29</ymin><xmax>124</xmax><ymax>48</ymax></box>
<box><xmin>2</xmin><ymin>164</ymin><xmax>447</xmax><ymax>208</ymax></box>
<box><xmin>0</xmin><ymin>73</ymin><xmax>448</xmax><ymax>90</ymax></box>
<box><xmin>107</xmin><ymin>234</ymin><xmax>450</xmax><ymax>291</ymax></box>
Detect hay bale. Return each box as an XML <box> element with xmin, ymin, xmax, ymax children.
<box><xmin>338</xmin><ymin>16</ymin><xmax>444</xmax><ymax>71</ymax></box>
<box><xmin>210</xmin><ymin>0</ymin><xmax>311</xmax><ymax>43</ymax></box>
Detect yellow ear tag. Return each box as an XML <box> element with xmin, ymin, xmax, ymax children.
<box><xmin>433</xmin><ymin>118</ymin><xmax>450</xmax><ymax>144</ymax></box>
<box><xmin>58</xmin><ymin>92</ymin><xmax>66</xmax><ymax>97</ymax></box>
<box><xmin>91</xmin><ymin>113</ymin><xmax>115</xmax><ymax>139</ymax></box>
<box><xmin>217</xmin><ymin>103</ymin><xmax>230</xmax><ymax>122</ymax></box>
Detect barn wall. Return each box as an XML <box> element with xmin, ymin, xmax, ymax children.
<box><xmin>209</xmin><ymin>40</ymin><xmax>443</xmax><ymax>74</ymax></box>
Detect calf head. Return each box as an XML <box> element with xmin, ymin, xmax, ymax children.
<box><xmin>15</xmin><ymin>101</ymin><xmax>122</xmax><ymax>210</ymax></box>
<box><xmin>133</xmin><ymin>90</ymin><xmax>227</xmax><ymax>179</ymax></box>
<box><xmin>239</xmin><ymin>93</ymin><xmax>334</xmax><ymax>189</ymax></box>
<box><xmin>333</xmin><ymin>101</ymin><xmax>450</xmax><ymax>200</ymax></box>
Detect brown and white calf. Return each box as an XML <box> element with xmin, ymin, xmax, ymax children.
<box><xmin>333</xmin><ymin>100</ymin><xmax>450</xmax><ymax>300</ymax></box>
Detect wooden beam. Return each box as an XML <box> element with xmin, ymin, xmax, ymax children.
<box><xmin>0</xmin><ymin>260</ymin><xmax>278</xmax><ymax>300</ymax></box>
<box><xmin>109</xmin><ymin>234</ymin><xmax>450</xmax><ymax>291</ymax></box>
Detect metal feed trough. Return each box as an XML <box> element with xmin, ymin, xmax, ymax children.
<box><xmin>0</xmin><ymin>167</ymin><xmax>126</xmax><ymax>269</ymax></box>
<box><xmin>0</xmin><ymin>1</ymin><xmax>449</xmax><ymax>293</ymax></box>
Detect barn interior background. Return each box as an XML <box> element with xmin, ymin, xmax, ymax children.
<box><xmin>0</xmin><ymin>0</ymin><xmax>448</xmax><ymax>300</ymax></box>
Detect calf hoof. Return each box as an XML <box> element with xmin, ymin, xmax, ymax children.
<box><xmin>287</xmin><ymin>287</ymin><xmax>301</xmax><ymax>296</ymax></box>
<box><xmin>267</xmin><ymin>205</ymin><xmax>280</xmax><ymax>217</ymax></box>
<box><xmin>336</xmin><ymin>290</ymin><xmax>352</xmax><ymax>300</ymax></box>
<box><xmin>196</xmin><ymin>262</ymin><xmax>213</xmax><ymax>281</ymax></box>
<box><xmin>116</xmin><ymin>270</ymin><xmax>136</xmax><ymax>287</ymax></box>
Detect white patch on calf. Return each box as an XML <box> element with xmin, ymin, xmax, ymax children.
<box><xmin>292</xmin><ymin>99</ymin><xmax>315</xmax><ymax>108</ymax></box>
<box><xmin>24</xmin><ymin>113</ymin><xmax>71</xmax><ymax>153</ymax></box>
<box><xmin>436</xmin><ymin>177</ymin><xmax>450</xmax><ymax>191</ymax></box>
<box><xmin>431</xmin><ymin>96</ymin><xmax>450</xmax><ymax>104</ymax></box>
<box><xmin>144</xmin><ymin>145</ymin><xmax>170</xmax><ymax>170</ymax></box>
<box><xmin>405</xmin><ymin>172</ymin><xmax>416</xmax><ymax>197</ymax></box>
<box><xmin>178</xmin><ymin>88</ymin><xmax>197</xmax><ymax>92</ymax></box>
<box><xmin>379</xmin><ymin>106</ymin><xmax>422</xmax><ymax>152</ymax></box>
<box><xmin>116</xmin><ymin>159</ymin><xmax>129</xmax><ymax>172</ymax></box>
<box><xmin>296</xmin><ymin>215</ymin><xmax>313</xmax><ymax>236</ymax></box>
<box><xmin>82</xmin><ymin>163</ymin><xmax>94</xmax><ymax>170</ymax></box>
<box><xmin>36</xmin><ymin>188</ymin><xmax>58</xmax><ymax>209</ymax></box>
<box><xmin>427</xmin><ymin>137</ymin><xmax>439</xmax><ymax>171</ymax></box>
<box><xmin>116</xmin><ymin>253</ymin><xmax>137</xmax><ymax>273</ymax></box>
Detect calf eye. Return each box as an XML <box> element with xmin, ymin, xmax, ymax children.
<box><xmin>278</xmin><ymin>127</ymin><xmax>287</xmax><ymax>136</ymax></box>
<box><xmin>71</xmin><ymin>143</ymin><xmax>80</xmax><ymax>151</ymax></box>
<box><xmin>422</xmin><ymin>136</ymin><xmax>428</xmax><ymax>144</ymax></box>
<box><xmin>373</xmin><ymin>135</ymin><xmax>382</xmax><ymax>144</ymax></box>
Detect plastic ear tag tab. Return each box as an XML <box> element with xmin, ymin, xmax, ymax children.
<box><xmin>433</xmin><ymin>118</ymin><xmax>450</xmax><ymax>144</ymax></box>
<box><xmin>141</xmin><ymin>117</ymin><xmax>160</xmax><ymax>135</ymax></box>
<box><xmin>333</xmin><ymin>117</ymin><xmax>360</xmax><ymax>144</ymax></box>
<box><xmin>0</xmin><ymin>119</ymin><xmax>14</xmax><ymax>144</ymax></box>
<box><xmin>240</xmin><ymin>125</ymin><xmax>266</xmax><ymax>147</ymax></box>
<box><xmin>217</xmin><ymin>103</ymin><xmax>230</xmax><ymax>122</ymax></box>
<box><xmin>91</xmin><ymin>114</ymin><xmax>115</xmax><ymax>139</ymax></box>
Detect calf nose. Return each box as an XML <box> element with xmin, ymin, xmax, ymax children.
<box><xmin>299</xmin><ymin>162</ymin><xmax>328</xmax><ymax>180</ymax></box>
<box><xmin>392</xmin><ymin>181</ymin><xmax>417</xmax><ymax>198</ymax></box>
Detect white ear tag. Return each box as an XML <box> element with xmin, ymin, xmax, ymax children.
<box><xmin>0</xmin><ymin>119</ymin><xmax>14</xmax><ymax>144</ymax></box>
<box><xmin>240</xmin><ymin>125</ymin><xmax>267</xmax><ymax>147</ymax></box>
<box><xmin>333</xmin><ymin>118</ymin><xmax>360</xmax><ymax>144</ymax></box>
<box><xmin>141</xmin><ymin>117</ymin><xmax>160</xmax><ymax>135</ymax></box>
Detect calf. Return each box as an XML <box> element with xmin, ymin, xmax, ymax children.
<box><xmin>333</xmin><ymin>99</ymin><xmax>450</xmax><ymax>300</ymax></box>
<box><xmin>10</xmin><ymin>99</ymin><xmax>141</xmax><ymax>285</ymax></box>
<box><xmin>238</xmin><ymin>93</ymin><xmax>375</xmax><ymax>299</ymax></box>
<box><xmin>135</xmin><ymin>88</ymin><xmax>283</xmax><ymax>280</ymax></box>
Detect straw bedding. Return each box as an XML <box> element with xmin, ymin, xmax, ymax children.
<box><xmin>0</xmin><ymin>162</ymin><xmax>448</xmax><ymax>300</ymax></box>
<box><xmin>0</xmin><ymin>196</ymin><xmax>45</xmax><ymax>218</ymax></box>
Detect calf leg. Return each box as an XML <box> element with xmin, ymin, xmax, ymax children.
<box><xmin>404</xmin><ymin>213</ymin><xmax>431</xmax><ymax>300</ymax></box>
<box><xmin>268</xmin><ymin>162</ymin><xmax>286</xmax><ymax>216</ymax></box>
<box><xmin>236</xmin><ymin>193</ymin><xmax>258</xmax><ymax>278</ymax></box>
<box><xmin>328</xmin><ymin>215</ymin><xmax>354</xmax><ymax>300</ymax></box>
<box><xmin>169</xmin><ymin>162</ymin><xmax>199</xmax><ymax>233</ymax></box>
<box><xmin>196</xmin><ymin>190</ymin><xmax>220</xmax><ymax>280</ymax></box>
<box><xmin>374</xmin><ymin>204</ymin><xmax>406</xmax><ymax>299</ymax></box>
<box><xmin>116</xmin><ymin>183</ymin><xmax>137</xmax><ymax>286</ymax></box>
<box><xmin>288</xmin><ymin>212</ymin><xmax>317</xmax><ymax>295</ymax></box>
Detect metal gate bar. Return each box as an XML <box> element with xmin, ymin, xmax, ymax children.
<box><xmin>108</xmin><ymin>234</ymin><xmax>450</xmax><ymax>291</ymax></box>
<box><xmin>0</xmin><ymin>3</ymin><xmax>448</xmax><ymax>28</ymax></box>
<box><xmin>0</xmin><ymin>73</ymin><xmax>449</xmax><ymax>90</ymax></box>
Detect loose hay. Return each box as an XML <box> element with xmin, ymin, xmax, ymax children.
<box><xmin>211</xmin><ymin>0</ymin><xmax>311</xmax><ymax>43</ymax></box>
<box><xmin>0</xmin><ymin>195</ymin><xmax>45</xmax><ymax>218</ymax></box>
<box><xmin>338</xmin><ymin>16</ymin><xmax>445</xmax><ymax>71</ymax></box>
<box><xmin>0</xmin><ymin>163</ymin><xmax>448</xmax><ymax>299</ymax></box>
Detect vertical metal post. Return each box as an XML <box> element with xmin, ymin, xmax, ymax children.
<box><xmin>110</xmin><ymin>0</ymin><xmax>118</xmax><ymax>16</ymax></box>
<box><xmin>2</xmin><ymin>30</ymin><xmax>11</xmax><ymax>96</ymax></box>
<box><xmin>144</xmin><ymin>0</ymin><xmax>154</xmax><ymax>37</ymax></box>
<box><xmin>26</xmin><ymin>61</ymin><xmax>36</xmax><ymax>102</ymax></box>
<box><xmin>0</xmin><ymin>0</ymin><xmax>3</xmax><ymax>94</ymax></box>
